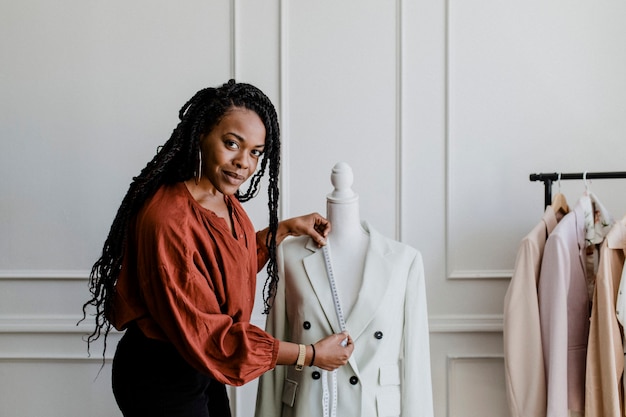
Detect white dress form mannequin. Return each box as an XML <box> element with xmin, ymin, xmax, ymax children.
<box><xmin>325</xmin><ymin>162</ymin><xmax>369</xmax><ymax>317</ymax></box>
<box><xmin>255</xmin><ymin>161</ymin><xmax>435</xmax><ymax>417</ymax></box>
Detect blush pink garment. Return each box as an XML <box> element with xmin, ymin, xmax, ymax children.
<box><xmin>504</xmin><ymin>206</ymin><xmax>557</xmax><ymax>417</ymax></box>
<box><xmin>538</xmin><ymin>200</ymin><xmax>589</xmax><ymax>417</ymax></box>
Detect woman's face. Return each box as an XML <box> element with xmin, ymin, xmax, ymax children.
<box><xmin>200</xmin><ymin>107</ymin><xmax>266</xmax><ymax>196</ymax></box>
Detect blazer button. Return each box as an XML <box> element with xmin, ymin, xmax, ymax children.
<box><xmin>374</xmin><ymin>331</ymin><xmax>383</xmax><ymax>340</ymax></box>
<box><xmin>349</xmin><ymin>376</ymin><xmax>359</xmax><ymax>385</ymax></box>
<box><xmin>303</xmin><ymin>321</ymin><xmax>311</xmax><ymax>330</ymax></box>
<box><xmin>312</xmin><ymin>371</ymin><xmax>321</xmax><ymax>380</ymax></box>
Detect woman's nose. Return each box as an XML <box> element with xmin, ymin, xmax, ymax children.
<box><xmin>233</xmin><ymin>152</ymin><xmax>249</xmax><ymax>169</ymax></box>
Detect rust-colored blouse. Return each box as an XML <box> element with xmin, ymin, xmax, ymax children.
<box><xmin>110</xmin><ymin>182</ymin><xmax>279</xmax><ymax>386</ymax></box>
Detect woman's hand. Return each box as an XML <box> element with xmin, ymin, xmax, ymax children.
<box><xmin>312</xmin><ymin>332</ymin><xmax>354</xmax><ymax>371</ymax></box>
<box><xmin>256</xmin><ymin>213</ymin><xmax>330</xmax><ymax>269</ymax></box>
<box><xmin>276</xmin><ymin>212</ymin><xmax>331</xmax><ymax>247</ymax></box>
<box><xmin>276</xmin><ymin>332</ymin><xmax>354</xmax><ymax>370</ymax></box>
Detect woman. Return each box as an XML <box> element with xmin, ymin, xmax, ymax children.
<box><xmin>81</xmin><ymin>80</ymin><xmax>354</xmax><ymax>416</ymax></box>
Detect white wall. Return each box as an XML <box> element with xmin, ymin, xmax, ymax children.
<box><xmin>2</xmin><ymin>1</ymin><xmax>626</xmax><ymax>416</ymax></box>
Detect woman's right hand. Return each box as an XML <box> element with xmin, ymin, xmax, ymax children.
<box><xmin>312</xmin><ymin>332</ymin><xmax>354</xmax><ymax>371</ymax></box>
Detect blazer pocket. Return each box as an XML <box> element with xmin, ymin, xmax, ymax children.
<box><xmin>281</xmin><ymin>378</ymin><xmax>298</xmax><ymax>408</ymax></box>
<box><xmin>379</xmin><ymin>364</ymin><xmax>401</xmax><ymax>386</ymax></box>
<box><xmin>377</xmin><ymin>364</ymin><xmax>401</xmax><ymax>416</ymax></box>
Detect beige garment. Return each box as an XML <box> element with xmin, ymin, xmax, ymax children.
<box><xmin>585</xmin><ymin>217</ymin><xmax>626</xmax><ymax>417</ymax></box>
<box><xmin>504</xmin><ymin>206</ymin><xmax>557</xmax><ymax>417</ymax></box>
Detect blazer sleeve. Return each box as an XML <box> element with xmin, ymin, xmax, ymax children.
<box><xmin>255</xmin><ymin>243</ymin><xmax>289</xmax><ymax>417</ymax></box>
<box><xmin>503</xmin><ymin>232</ymin><xmax>547</xmax><ymax>417</ymax></box>
<box><xmin>402</xmin><ymin>250</ymin><xmax>435</xmax><ymax>417</ymax></box>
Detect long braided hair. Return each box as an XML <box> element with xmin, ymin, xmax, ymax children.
<box><xmin>80</xmin><ymin>80</ymin><xmax>281</xmax><ymax>354</ymax></box>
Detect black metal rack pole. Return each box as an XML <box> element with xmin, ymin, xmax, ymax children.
<box><xmin>529</xmin><ymin>171</ymin><xmax>626</xmax><ymax>208</ymax></box>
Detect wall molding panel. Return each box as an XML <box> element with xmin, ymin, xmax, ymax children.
<box><xmin>447</xmin><ymin>355</ymin><xmax>506</xmax><ymax>417</ymax></box>
<box><xmin>447</xmin><ymin>269</ymin><xmax>512</xmax><ymax>280</ymax></box>
<box><xmin>278</xmin><ymin>0</ymin><xmax>291</xmax><ymax>219</ymax></box>
<box><xmin>0</xmin><ymin>270</ymin><xmax>89</xmax><ymax>280</ymax></box>
<box><xmin>0</xmin><ymin>314</ymin><xmax>503</xmax><ymax>336</ymax></box>
<box><xmin>0</xmin><ymin>315</ymin><xmax>94</xmax><ymax>333</ymax></box>
<box><xmin>395</xmin><ymin>0</ymin><xmax>404</xmax><ymax>241</ymax></box>
<box><xmin>429</xmin><ymin>314</ymin><xmax>502</xmax><ymax>333</ymax></box>
<box><xmin>0</xmin><ymin>315</ymin><xmax>120</xmax><ymax>360</ymax></box>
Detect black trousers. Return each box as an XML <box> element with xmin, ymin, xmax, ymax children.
<box><xmin>112</xmin><ymin>324</ymin><xmax>231</xmax><ymax>417</ymax></box>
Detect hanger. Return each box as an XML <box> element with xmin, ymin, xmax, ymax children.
<box><xmin>551</xmin><ymin>173</ymin><xmax>569</xmax><ymax>220</ymax></box>
<box><xmin>583</xmin><ymin>170</ymin><xmax>591</xmax><ymax>195</ymax></box>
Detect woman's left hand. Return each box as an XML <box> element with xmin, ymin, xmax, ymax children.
<box><xmin>278</xmin><ymin>212</ymin><xmax>330</xmax><ymax>247</ymax></box>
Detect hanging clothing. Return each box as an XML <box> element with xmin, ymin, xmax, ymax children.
<box><xmin>255</xmin><ymin>222</ymin><xmax>434</xmax><ymax>417</ymax></box>
<box><xmin>616</xmin><ymin>224</ymin><xmax>626</xmax><ymax>416</ymax></box>
<box><xmin>504</xmin><ymin>206</ymin><xmax>558</xmax><ymax>417</ymax></box>
<box><xmin>586</xmin><ymin>216</ymin><xmax>626</xmax><ymax>417</ymax></box>
<box><xmin>538</xmin><ymin>200</ymin><xmax>590</xmax><ymax>417</ymax></box>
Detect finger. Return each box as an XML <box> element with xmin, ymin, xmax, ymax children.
<box><xmin>320</xmin><ymin>221</ymin><xmax>331</xmax><ymax>237</ymax></box>
<box><xmin>314</xmin><ymin>216</ymin><xmax>331</xmax><ymax>236</ymax></box>
<box><xmin>314</xmin><ymin>232</ymin><xmax>327</xmax><ymax>247</ymax></box>
<box><xmin>337</xmin><ymin>332</ymin><xmax>350</xmax><ymax>347</ymax></box>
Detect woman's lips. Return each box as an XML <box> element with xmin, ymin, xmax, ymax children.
<box><xmin>224</xmin><ymin>170</ymin><xmax>245</xmax><ymax>184</ymax></box>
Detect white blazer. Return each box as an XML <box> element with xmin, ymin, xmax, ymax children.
<box><xmin>255</xmin><ymin>222</ymin><xmax>434</xmax><ymax>417</ymax></box>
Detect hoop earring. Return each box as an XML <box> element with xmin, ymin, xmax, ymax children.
<box><xmin>195</xmin><ymin>149</ymin><xmax>202</xmax><ymax>185</ymax></box>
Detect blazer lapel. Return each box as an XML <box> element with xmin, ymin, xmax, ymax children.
<box><xmin>302</xmin><ymin>224</ymin><xmax>393</xmax><ymax>378</ymax></box>
<box><xmin>302</xmin><ymin>239</ymin><xmax>345</xmax><ymax>334</ymax></box>
<box><xmin>344</xmin><ymin>223</ymin><xmax>393</xmax><ymax>341</ymax></box>
<box><xmin>302</xmin><ymin>238</ymin><xmax>364</xmax><ymax>377</ymax></box>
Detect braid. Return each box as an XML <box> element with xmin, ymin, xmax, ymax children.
<box><xmin>227</xmin><ymin>84</ymin><xmax>282</xmax><ymax>314</ymax></box>
<box><xmin>80</xmin><ymin>79</ymin><xmax>282</xmax><ymax>357</ymax></box>
<box><xmin>261</xmin><ymin>145</ymin><xmax>280</xmax><ymax>313</ymax></box>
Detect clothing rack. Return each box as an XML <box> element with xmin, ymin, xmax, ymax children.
<box><xmin>529</xmin><ymin>171</ymin><xmax>626</xmax><ymax>208</ymax></box>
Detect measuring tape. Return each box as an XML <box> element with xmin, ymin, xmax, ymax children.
<box><xmin>321</xmin><ymin>243</ymin><xmax>346</xmax><ymax>417</ymax></box>
<box><xmin>322</xmin><ymin>244</ymin><xmax>347</xmax><ymax>334</ymax></box>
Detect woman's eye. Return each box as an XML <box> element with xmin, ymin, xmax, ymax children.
<box><xmin>225</xmin><ymin>140</ymin><xmax>239</xmax><ymax>150</ymax></box>
<box><xmin>251</xmin><ymin>149</ymin><xmax>263</xmax><ymax>158</ymax></box>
